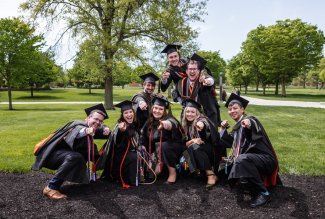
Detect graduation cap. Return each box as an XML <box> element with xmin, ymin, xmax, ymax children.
<box><xmin>139</xmin><ymin>72</ymin><xmax>159</xmax><ymax>84</ymax></box>
<box><xmin>114</xmin><ymin>100</ymin><xmax>135</xmax><ymax>112</ymax></box>
<box><xmin>152</xmin><ymin>95</ymin><xmax>170</xmax><ymax>108</ymax></box>
<box><xmin>161</xmin><ymin>43</ymin><xmax>182</xmax><ymax>55</ymax></box>
<box><xmin>225</xmin><ymin>93</ymin><xmax>249</xmax><ymax>109</ymax></box>
<box><xmin>182</xmin><ymin>98</ymin><xmax>202</xmax><ymax>110</ymax></box>
<box><xmin>84</xmin><ymin>103</ymin><xmax>109</xmax><ymax>119</ymax></box>
<box><xmin>189</xmin><ymin>53</ymin><xmax>207</xmax><ymax>70</ymax></box>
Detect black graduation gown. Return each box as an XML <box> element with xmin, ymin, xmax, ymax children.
<box><xmin>176</xmin><ymin>78</ymin><xmax>221</xmax><ymax>126</ymax></box>
<box><xmin>131</xmin><ymin>91</ymin><xmax>153</xmax><ymax>130</ymax></box>
<box><xmin>101</xmin><ymin>124</ymin><xmax>140</xmax><ymax>186</ymax></box>
<box><xmin>160</xmin><ymin>59</ymin><xmax>187</xmax><ymax>92</ymax></box>
<box><xmin>32</xmin><ymin>121</ymin><xmax>105</xmax><ymax>184</ymax></box>
<box><xmin>220</xmin><ymin>116</ymin><xmax>280</xmax><ymax>191</ymax></box>
<box><xmin>183</xmin><ymin>116</ymin><xmax>220</xmax><ymax>172</ymax></box>
<box><xmin>141</xmin><ymin>116</ymin><xmax>184</xmax><ymax>169</ymax></box>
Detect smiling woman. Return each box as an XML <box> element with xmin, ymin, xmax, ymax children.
<box><xmin>100</xmin><ymin>100</ymin><xmax>141</xmax><ymax>188</ymax></box>
<box><xmin>141</xmin><ymin>95</ymin><xmax>184</xmax><ymax>184</ymax></box>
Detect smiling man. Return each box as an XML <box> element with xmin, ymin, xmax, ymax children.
<box><xmin>220</xmin><ymin>93</ymin><xmax>281</xmax><ymax>208</ymax></box>
<box><xmin>32</xmin><ymin>104</ymin><xmax>110</xmax><ymax>200</ymax></box>
<box><xmin>174</xmin><ymin>54</ymin><xmax>221</xmax><ymax>127</ymax></box>
<box><xmin>131</xmin><ymin>72</ymin><xmax>159</xmax><ymax>129</ymax></box>
<box><xmin>160</xmin><ymin>43</ymin><xmax>188</xmax><ymax>92</ymax></box>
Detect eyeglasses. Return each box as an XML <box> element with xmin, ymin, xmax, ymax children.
<box><xmin>187</xmin><ymin>68</ymin><xmax>198</xmax><ymax>71</ymax></box>
<box><xmin>93</xmin><ymin>117</ymin><xmax>104</xmax><ymax>124</ymax></box>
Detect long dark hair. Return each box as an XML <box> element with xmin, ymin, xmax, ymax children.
<box><xmin>118</xmin><ymin>108</ymin><xmax>137</xmax><ymax>123</ymax></box>
<box><xmin>147</xmin><ymin>105</ymin><xmax>168</xmax><ymax>128</ymax></box>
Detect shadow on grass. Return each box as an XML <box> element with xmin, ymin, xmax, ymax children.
<box><xmin>78</xmin><ymin>93</ymin><xmax>104</xmax><ymax>97</ymax></box>
<box><xmin>15</xmin><ymin>95</ymin><xmax>61</xmax><ymax>100</ymax></box>
<box><xmin>4</xmin><ymin>108</ymin><xmax>77</xmax><ymax>112</ymax></box>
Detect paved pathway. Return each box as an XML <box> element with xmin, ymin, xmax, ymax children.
<box><xmin>241</xmin><ymin>96</ymin><xmax>325</xmax><ymax>109</ymax></box>
<box><xmin>1</xmin><ymin>97</ymin><xmax>325</xmax><ymax>109</ymax></box>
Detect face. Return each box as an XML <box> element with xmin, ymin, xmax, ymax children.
<box><xmin>167</xmin><ymin>51</ymin><xmax>180</xmax><ymax>66</ymax></box>
<box><xmin>152</xmin><ymin>105</ymin><xmax>165</xmax><ymax>120</ymax></box>
<box><xmin>228</xmin><ymin>103</ymin><xmax>245</xmax><ymax>122</ymax></box>
<box><xmin>143</xmin><ymin>82</ymin><xmax>155</xmax><ymax>94</ymax></box>
<box><xmin>87</xmin><ymin>112</ymin><xmax>105</xmax><ymax>129</ymax></box>
<box><xmin>122</xmin><ymin>109</ymin><xmax>134</xmax><ymax>124</ymax></box>
<box><xmin>186</xmin><ymin>63</ymin><xmax>199</xmax><ymax>82</ymax></box>
<box><xmin>185</xmin><ymin>107</ymin><xmax>198</xmax><ymax>122</ymax></box>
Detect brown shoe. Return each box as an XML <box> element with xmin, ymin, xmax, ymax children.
<box><xmin>42</xmin><ymin>186</ymin><xmax>67</xmax><ymax>200</ymax></box>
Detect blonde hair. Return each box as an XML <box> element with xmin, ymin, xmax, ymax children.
<box><xmin>181</xmin><ymin>106</ymin><xmax>201</xmax><ymax>138</ymax></box>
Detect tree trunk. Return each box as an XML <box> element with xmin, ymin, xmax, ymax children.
<box><xmin>245</xmin><ymin>85</ymin><xmax>248</xmax><ymax>94</ymax></box>
<box><xmin>30</xmin><ymin>86</ymin><xmax>34</xmax><ymax>98</ymax></box>
<box><xmin>168</xmin><ymin>86</ymin><xmax>172</xmax><ymax>98</ymax></box>
<box><xmin>281</xmin><ymin>77</ymin><xmax>286</xmax><ymax>97</ymax></box>
<box><xmin>88</xmin><ymin>84</ymin><xmax>91</xmax><ymax>94</ymax></box>
<box><xmin>8</xmin><ymin>84</ymin><xmax>13</xmax><ymax>110</ymax></box>
<box><xmin>275</xmin><ymin>80</ymin><xmax>279</xmax><ymax>95</ymax></box>
<box><xmin>303</xmin><ymin>78</ymin><xmax>306</xmax><ymax>88</ymax></box>
<box><xmin>263</xmin><ymin>85</ymin><xmax>266</xmax><ymax>95</ymax></box>
<box><xmin>122</xmin><ymin>84</ymin><xmax>125</xmax><ymax>89</ymax></box>
<box><xmin>316</xmin><ymin>80</ymin><xmax>319</xmax><ymax>89</ymax></box>
<box><xmin>255</xmin><ymin>79</ymin><xmax>259</xmax><ymax>91</ymax></box>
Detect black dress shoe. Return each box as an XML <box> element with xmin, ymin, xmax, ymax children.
<box><xmin>250</xmin><ymin>193</ymin><xmax>271</xmax><ymax>208</ymax></box>
<box><xmin>164</xmin><ymin>180</ymin><xmax>176</xmax><ymax>185</ymax></box>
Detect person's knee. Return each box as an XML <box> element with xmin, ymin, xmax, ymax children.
<box><xmin>64</xmin><ymin>152</ymin><xmax>84</xmax><ymax>165</ymax></box>
<box><xmin>234</xmin><ymin>155</ymin><xmax>249</xmax><ymax>165</ymax></box>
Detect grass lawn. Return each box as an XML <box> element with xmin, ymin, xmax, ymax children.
<box><xmin>0</xmin><ymin>87</ymin><xmax>141</xmax><ymax>102</ymax></box>
<box><xmin>1</xmin><ymin>86</ymin><xmax>324</xmax><ymax>103</ymax></box>
<box><xmin>225</xmin><ymin>86</ymin><xmax>325</xmax><ymax>102</ymax></box>
<box><xmin>0</xmin><ymin>101</ymin><xmax>324</xmax><ymax>175</ymax></box>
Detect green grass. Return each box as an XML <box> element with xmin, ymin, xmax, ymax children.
<box><xmin>225</xmin><ymin>86</ymin><xmax>325</xmax><ymax>102</ymax></box>
<box><xmin>0</xmin><ymin>86</ymin><xmax>324</xmax><ymax>175</ymax></box>
<box><xmin>0</xmin><ymin>87</ymin><xmax>142</xmax><ymax>102</ymax></box>
<box><xmin>0</xmin><ymin>101</ymin><xmax>324</xmax><ymax>175</ymax></box>
<box><xmin>1</xmin><ymin>86</ymin><xmax>324</xmax><ymax>103</ymax></box>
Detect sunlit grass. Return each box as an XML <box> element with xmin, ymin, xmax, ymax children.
<box><xmin>0</xmin><ymin>103</ymin><xmax>324</xmax><ymax>175</ymax></box>
<box><xmin>225</xmin><ymin>86</ymin><xmax>325</xmax><ymax>102</ymax></box>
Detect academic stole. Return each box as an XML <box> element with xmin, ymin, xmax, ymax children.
<box><xmin>225</xmin><ymin>121</ymin><xmax>243</xmax><ymax>174</ymax></box>
<box><xmin>180</xmin><ymin>78</ymin><xmax>200</xmax><ymax>100</ymax></box>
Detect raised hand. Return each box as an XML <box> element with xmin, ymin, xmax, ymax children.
<box><xmin>195</xmin><ymin>121</ymin><xmax>205</xmax><ymax>131</ymax></box>
<box><xmin>118</xmin><ymin>122</ymin><xmax>127</xmax><ymax>132</ymax></box>
<box><xmin>85</xmin><ymin>127</ymin><xmax>95</xmax><ymax>136</ymax></box>
<box><xmin>103</xmin><ymin>127</ymin><xmax>110</xmax><ymax>136</ymax></box>
<box><xmin>139</xmin><ymin>101</ymin><xmax>148</xmax><ymax>110</ymax></box>
<box><xmin>162</xmin><ymin>71</ymin><xmax>170</xmax><ymax>81</ymax></box>
<box><xmin>220</xmin><ymin>120</ymin><xmax>230</xmax><ymax>130</ymax></box>
<box><xmin>158</xmin><ymin>120</ymin><xmax>172</xmax><ymax>130</ymax></box>
<box><xmin>241</xmin><ymin>119</ymin><xmax>251</xmax><ymax>128</ymax></box>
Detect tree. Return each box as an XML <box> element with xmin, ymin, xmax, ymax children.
<box><xmin>242</xmin><ymin>19</ymin><xmax>325</xmax><ymax>96</ymax></box>
<box><xmin>113</xmin><ymin>61</ymin><xmax>132</xmax><ymax>88</ymax></box>
<box><xmin>226</xmin><ymin>52</ymin><xmax>255</xmax><ymax>94</ymax></box>
<box><xmin>226</xmin><ymin>54</ymin><xmax>244</xmax><ymax>87</ymax></box>
<box><xmin>0</xmin><ymin>17</ymin><xmax>43</xmax><ymax>110</ymax></box>
<box><xmin>22</xmin><ymin>0</ymin><xmax>207</xmax><ymax>109</ymax></box>
<box><xmin>307</xmin><ymin>69</ymin><xmax>320</xmax><ymax>89</ymax></box>
<box><xmin>318</xmin><ymin>58</ymin><xmax>325</xmax><ymax>90</ymax></box>
<box><xmin>196</xmin><ymin>50</ymin><xmax>226</xmax><ymax>83</ymax></box>
<box><xmin>69</xmin><ymin>40</ymin><xmax>106</xmax><ymax>93</ymax></box>
<box><xmin>17</xmin><ymin>51</ymin><xmax>59</xmax><ymax>97</ymax></box>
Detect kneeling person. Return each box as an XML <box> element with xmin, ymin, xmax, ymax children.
<box><xmin>181</xmin><ymin>99</ymin><xmax>222</xmax><ymax>188</ymax></box>
<box><xmin>32</xmin><ymin>104</ymin><xmax>110</xmax><ymax>200</ymax></box>
<box><xmin>220</xmin><ymin>94</ymin><xmax>281</xmax><ymax>207</ymax></box>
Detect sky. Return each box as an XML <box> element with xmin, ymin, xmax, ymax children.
<box><xmin>1</xmin><ymin>0</ymin><xmax>325</xmax><ymax>67</ymax></box>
